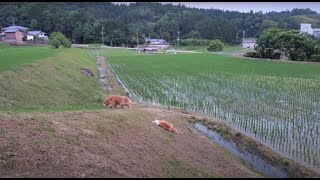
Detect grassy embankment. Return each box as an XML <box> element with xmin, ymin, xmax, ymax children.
<box><xmin>0</xmin><ymin>44</ymin><xmax>103</xmax><ymax>112</ymax></box>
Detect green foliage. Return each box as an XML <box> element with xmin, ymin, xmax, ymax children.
<box><xmin>184</xmin><ymin>30</ymin><xmax>202</xmax><ymax>39</ymax></box>
<box><xmin>310</xmin><ymin>45</ymin><xmax>320</xmax><ymax>62</ymax></box>
<box><xmin>254</xmin><ymin>28</ymin><xmax>320</xmax><ymax>61</ymax></box>
<box><xmin>244</xmin><ymin>51</ymin><xmax>260</xmax><ymax>58</ymax></box>
<box><xmin>207</xmin><ymin>39</ymin><xmax>224</xmax><ymax>52</ymax></box>
<box><xmin>51</xmin><ymin>39</ymin><xmax>60</xmax><ymax>48</ymax></box>
<box><xmin>50</xmin><ymin>32</ymin><xmax>71</xmax><ymax>48</ymax></box>
<box><xmin>180</xmin><ymin>39</ymin><xmax>211</xmax><ymax>46</ymax></box>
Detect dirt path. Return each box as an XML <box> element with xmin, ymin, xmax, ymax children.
<box><xmin>96</xmin><ymin>56</ymin><xmax>126</xmax><ymax>96</ymax></box>
<box><xmin>0</xmin><ymin>104</ymin><xmax>261</xmax><ymax>178</ymax></box>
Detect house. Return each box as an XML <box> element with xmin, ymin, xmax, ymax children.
<box><xmin>1</xmin><ymin>25</ymin><xmax>29</xmax><ymax>44</ymax></box>
<box><xmin>1</xmin><ymin>24</ymin><xmax>48</xmax><ymax>45</ymax></box>
<box><xmin>300</xmin><ymin>23</ymin><xmax>320</xmax><ymax>39</ymax></box>
<box><xmin>242</xmin><ymin>38</ymin><xmax>256</xmax><ymax>49</ymax></box>
<box><xmin>145</xmin><ymin>38</ymin><xmax>171</xmax><ymax>49</ymax></box>
<box><xmin>26</xmin><ymin>31</ymin><xmax>47</xmax><ymax>40</ymax></box>
<box><xmin>135</xmin><ymin>44</ymin><xmax>159</xmax><ymax>53</ymax></box>
<box><xmin>312</xmin><ymin>28</ymin><xmax>320</xmax><ymax>39</ymax></box>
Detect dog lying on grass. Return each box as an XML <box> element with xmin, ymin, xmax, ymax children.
<box><xmin>103</xmin><ymin>95</ymin><xmax>132</xmax><ymax>109</ymax></box>
<box><xmin>152</xmin><ymin>119</ymin><xmax>178</xmax><ymax>134</ymax></box>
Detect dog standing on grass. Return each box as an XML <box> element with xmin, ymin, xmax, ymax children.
<box><xmin>103</xmin><ymin>95</ymin><xmax>132</xmax><ymax>109</ymax></box>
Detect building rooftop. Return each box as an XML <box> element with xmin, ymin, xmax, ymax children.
<box><xmin>4</xmin><ymin>28</ymin><xmax>20</xmax><ymax>33</ymax></box>
<box><xmin>146</xmin><ymin>38</ymin><xmax>168</xmax><ymax>43</ymax></box>
<box><xmin>2</xmin><ymin>25</ymin><xmax>29</xmax><ymax>30</ymax></box>
<box><xmin>27</xmin><ymin>31</ymin><xmax>46</xmax><ymax>35</ymax></box>
<box><xmin>243</xmin><ymin>38</ymin><xmax>256</xmax><ymax>43</ymax></box>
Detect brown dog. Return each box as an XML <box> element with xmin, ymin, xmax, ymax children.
<box><xmin>152</xmin><ymin>120</ymin><xmax>178</xmax><ymax>134</ymax></box>
<box><xmin>103</xmin><ymin>95</ymin><xmax>132</xmax><ymax>109</ymax></box>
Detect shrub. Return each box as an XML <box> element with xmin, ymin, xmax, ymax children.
<box><xmin>49</xmin><ymin>32</ymin><xmax>71</xmax><ymax>48</ymax></box>
<box><xmin>207</xmin><ymin>39</ymin><xmax>224</xmax><ymax>52</ymax></box>
<box><xmin>51</xmin><ymin>39</ymin><xmax>61</xmax><ymax>48</ymax></box>
<box><xmin>244</xmin><ymin>51</ymin><xmax>260</xmax><ymax>58</ymax></box>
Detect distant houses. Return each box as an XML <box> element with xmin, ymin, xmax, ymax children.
<box><xmin>145</xmin><ymin>38</ymin><xmax>171</xmax><ymax>49</ymax></box>
<box><xmin>0</xmin><ymin>24</ymin><xmax>48</xmax><ymax>45</ymax></box>
<box><xmin>1</xmin><ymin>25</ymin><xmax>29</xmax><ymax>44</ymax></box>
<box><xmin>300</xmin><ymin>23</ymin><xmax>320</xmax><ymax>38</ymax></box>
<box><xmin>242</xmin><ymin>38</ymin><xmax>256</xmax><ymax>49</ymax></box>
<box><xmin>134</xmin><ymin>37</ymin><xmax>171</xmax><ymax>53</ymax></box>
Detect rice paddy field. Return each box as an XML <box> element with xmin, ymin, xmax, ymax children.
<box><xmin>101</xmin><ymin>48</ymin><xmax>320</xmax><ymax>172</ymax></box>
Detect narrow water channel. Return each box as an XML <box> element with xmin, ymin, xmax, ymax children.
<box><xmin>194</xmin><ymin>122</ymin><xmax>289</xmax><ymax>178</ymax></box>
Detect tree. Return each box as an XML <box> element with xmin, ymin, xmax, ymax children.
<box><xmin>30</xmin><ymin>19</ymin><xmax>38</xmax><ymax>29</ymax></box>
<box><xmin>254</xmin><ymin>28</ymin><xmax>320</xmax><ymax>61</ymax></box>
<box><xmin>207</xmin><ymin>39</ymin><xmax>224</xmax><ymax>52</ymax></box>
<box><xmin>184</xmin><ymin>30</ymin><xmax>202</xmax><ymax>39</ymax></box>
<box><xmin>50</xmin><ymin>31</ymin><xmax>71</xmax><ymax>48</ymax></box>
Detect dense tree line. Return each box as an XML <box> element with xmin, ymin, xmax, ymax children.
<box><xmin>245</xmin><ymin>28</ymin><xmax>320</xmax><ymax>62</ymax></box>
<box><xmin>0</xmin><ymin>2</ymin><xmax>319</xmax><ymax>46</ymax></box>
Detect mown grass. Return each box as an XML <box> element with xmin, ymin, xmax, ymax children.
<box><xmin>88</xmin><ymin>43</ymin><xmax>104</xmax><ymax>48</ymax></box>
<box><xmin>0</xmin><ymin>43</ymin><xmax>62</xmax><ymax>73</ymax></box>
<box><xmin>0</xmin><ymin>47</ymin><xmax>104</xmax><ymax>113</ymax></box>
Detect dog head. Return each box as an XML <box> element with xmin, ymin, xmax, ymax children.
<box><xmin>103</xmin><ymin>97</ymin><xmax>111</xmax><ymax>107</ymax></box>
<box><xmin>152</xmin><ymin>119</ymin><xmax>160</xmax><ymax>125</ymax></box>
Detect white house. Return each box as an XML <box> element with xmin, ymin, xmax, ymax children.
<box><xmin>312</xmin><ymin>28</ymin><xmax>320</xmax><ymax>38</ymax></box>
<box><xmin>242</xmin><ymin>38</ymin><xmax>256</xmax><ymax>49</ymax></box>
<box><xmin>26</xmin><ymin>31</ymin><xmax>47</xmax><ymax>40</ymax></box>
<box><xmin>300</xmin><ymin>23</ymin><xmax>320</xmax><ymax>38</ymax></box>
<box><xmin>144</xmin><ymin>38</ymin><xmax>171</xmax><ymax>49</ymax></box>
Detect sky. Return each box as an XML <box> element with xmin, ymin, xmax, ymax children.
<box><xmin>111</xmin><ymin>2</ymin><xmax>320</xmax><ymax>13</ymax></box>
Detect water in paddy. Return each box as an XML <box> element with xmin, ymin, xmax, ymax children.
<box><xmin>194</xmin><ymin>122</ymin><xmax>289</xmax><ymax>178</ymax></box>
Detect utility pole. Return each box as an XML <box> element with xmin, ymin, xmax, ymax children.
<box><xmin>137</xmin><ymin>28</ymin><xmax>139</xmax><ymax>47</ymax></box>
<box><xmin>242</xmin><ymin>30</ymin><xmax>245</xmax><ymax>47</ymax></box>
<box><xmin>177</xmin><ymin>31</ymin><xmax>180</xmax><ymax>48</ymax></box>
<box><xmin>102</xmin><ymin>26</ymin><xmax>104</xmax><ymax>45</ymax></box>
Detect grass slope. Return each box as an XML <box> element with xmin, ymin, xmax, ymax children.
<box><xmin>0</xmin><ymin>47</ymin><xmax>103</xmax><ymax>112</ymax></box>
<box><xmin>0</xmin><ymin>44</ymin><xmax>62</xmax><ymax>73</ymax></box>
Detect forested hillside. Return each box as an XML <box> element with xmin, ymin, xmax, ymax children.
<box><xmin>1</xmin><ymin>2</ymin><xmax>319</xmax><ymax>46</ymax></box>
